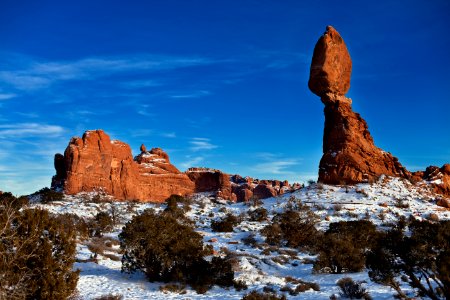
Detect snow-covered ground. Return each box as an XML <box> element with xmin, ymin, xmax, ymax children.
<box><xmin>32</xmin><ymin>176</ymin><xmax>450</xmax><ymax>299</ymax></box>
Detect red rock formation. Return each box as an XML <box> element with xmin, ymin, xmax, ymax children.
<box><xmin>417</xmin><ymin>164</ymin><xmax>450</xmax><ymax>198</ymax></box>
<box><xmin>52</xmin><ymin>130</ymin><xmax>194</xmax><ymax>202</ymax></box>
<box><xmin>309</xmin><ymin>26</ymin><xmax>410</xmax><ymax>184</ymax></box>
<box><xmin>53</xmin><ymin>130</ymin><xmax>296</xmax><ymax>202</ymax></box>
<box><xmin>186</xmin><ymin>167</ymin><xmax>235</xmax><ymax>200</ymax></box>
<box><xmin>253</xmin><ymin>184</ymin><xmax>277</xmax><ymax>199</ymax></box>
<box><xmin>309</xmin><ymin>26</ymin><xmax>352</xmax><ymax>97</ymax></box>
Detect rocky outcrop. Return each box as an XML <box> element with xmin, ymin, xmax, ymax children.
<box><xmin>413</xmin><ymin>164</ymin><xmax>450</xmax><ymax>198</ymax></box>
<box><xmin>309</xmin><ymin>26</ymin><xmax>409</xmax><ymax>184</ymax></box>
<box><xmin>186</xmin><ymin>168</ymin><xmax>236</xmax><ymax>201</ymax></box>
<box><xmin>52</xmin><ymin>130</ymin><xmax>194</xmax><ymax>202</ymax></box>
<box><xmin>253</xmin><ymin>184</ymin><xmax>277</xmax><ymax>199</ymax></box>
<box><xmin>52</xmin><ymin>130</ymin><xmax>298</xmax><ymax>202</ymax></box>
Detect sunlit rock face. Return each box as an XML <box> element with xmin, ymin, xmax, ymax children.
<box><xmin>309</xmin><ymin>26</ymin><xmax>409</xmax><ymax>184</ymax></box>
<box><xmin>51</xmin><ymin>129</ymin><xmax>194</xmax><ymax>202</ymax></box>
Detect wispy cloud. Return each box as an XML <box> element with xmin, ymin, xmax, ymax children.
<box><xmin>0</xmin><ymin>53</ymin><xmax>217</xmax><ymax>92</ymax></box>
<box><xmin>180</xmin><ymin>156</ymin><xmax>204</xmax><ymax>169</ymax></box>
<box><xmin>170</xmin><ymin>90</ymin><xmax>211</xmax><ymax>99</ymax></box>
<box><xmin>189</xmin><ymin>137</ymin><xmax>218</xmax><ymax>152</ymax></box>
<box><xmin>161</xmin><ymin>132</ymin><xmax>176</xmax><ymax>138</ymax></box>
<box><xmin>252</xmin><ymin>160</ymin><xmax>299</xmax><ymax>175</ymax></box>
<box><xmin>121</xmin><ymin>79</ymin><xmax>163</xmax><ymax>89</ymax></box>
<box><xmin>250</xmin><ymin>152</ymin><xmax>302</xmax><ymax>176</ymax></box>
<box><xmin>0</xmin><ymin>123</ymin><xmax>64</xmax><ymax>138</ymax></box>
<box><xmin>0</xmin><ymin>93</ymin><xmax>17</xmax><ymax>100</ymax></box>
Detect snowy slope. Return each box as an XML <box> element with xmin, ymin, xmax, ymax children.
<box><xmin>32</xmin><ymin>176</ymin><xmax>449</xmax><ymax>299</ymax></box>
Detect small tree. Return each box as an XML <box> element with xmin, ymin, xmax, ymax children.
<box><xmin>367</xmin><ymin>219</ymin><xmax>449</xmax><ymax>299</ymax></box>
<box><xmin>211</xmin><ymin>213</ymin><xmax>240</xmax><ymax>232</ymax></box>
<box><xmin>0</xmin><ymin>200</ymin><xmax>79</xmax><ymax>299</ymax></box>
<box><xmin>120</xmin><ymin>209</ymin><xmax>233</xmax><ymax>293</ymax></box>
<box><xmin>262</xmin><ymin>207</ymin><xmax>319</xmax><ymax>249</ymax></box>
<box><xmin>314</xmin><ymin>221</ymin><xmax>378</xmax><ymax>274</ymax></box>
<box><xmin>336</xmin><ymin>277</ymin><xmax>371</xmax><ymax>299</ymax></box>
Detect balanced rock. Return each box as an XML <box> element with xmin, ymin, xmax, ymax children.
<box><xmin>309</xmin><ymin>26</ymin><xmax>352</xmax><ymax>98</ymax></box>
<box><xmin>309</xmin><ymin>26</ymin><xmax>409</xmax><ymax>184</ymax></box>
<box><xmin>51</xmin><ymin>130</ymin><xmax>194</xmax><ymax>202</ymax></box>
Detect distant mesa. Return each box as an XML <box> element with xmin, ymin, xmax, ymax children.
<box><xmin>51</xmin><ymin>130</ymin><xmax>293</xmax><ymax>202</ymax></box>
<box><xmin>51</xmin><ymin>130</ymin><xmax>194</xmax><ymax>202</ymax></box>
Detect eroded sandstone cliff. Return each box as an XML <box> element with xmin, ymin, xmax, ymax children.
<box><xmin>309</xmin><ymin>26</ymin><xmax>409</xmax><ymax>184</ymax></box>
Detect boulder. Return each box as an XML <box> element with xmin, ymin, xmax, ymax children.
<box><xmin>309</xmin><ymin>26</ymin><xmax>352</xmax><ymax>98</ymax></box>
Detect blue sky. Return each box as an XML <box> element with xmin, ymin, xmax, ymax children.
<box><xmin>1</xmin><ymin>0</ymin><xmax>449</xmax><ymax>195</ymax></box>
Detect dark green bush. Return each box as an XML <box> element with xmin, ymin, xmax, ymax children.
<box><xmin>261</xmin><ymin>207</ymin><xmax>319</xmax><ymax>249</ymax></box>
<box><xmin>0</xmin><ymin>206</ymin><xmax>79</xmax><ymax>299</ymax></box>
<box><xmin>313</xmin><ymin>220</ymin><xmax>378</xmax><ymax>274</ymax></box>
<box><xmin>211</xmin><ymin>213</ymin><xmax>240</xmax><ymax>232</ymax></box>
<box><xmin>0</xmin><ymin>191</ymin><xmax>28</xmax><ymax>208</ymax></box>
<box><xmin>36</xmin><ymin>187</ymin><xmax>64</xmax><ymax>204</ymax></box>
<box><xmin>53</xmin><ymin>213</ymin><xmax>90</xmax><ymax>239</ymax></box>
<box><xmin>367</xmin><ymin>219</ymin><xmax>450</xmax><ymax>299</ymax></box>
<box><xmin>120</xmin><ymin>209</ymin><xmax>234</xmax><ymax>293</ymax></box>
<box><xmin>89</xmin><ymin>211</ymin><xmax>114</xmax><ymax>237</ymax></box>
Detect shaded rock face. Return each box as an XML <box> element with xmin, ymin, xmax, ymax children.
<box><xmin>309</xmin><ymin>26</ymin><xmax>409</xmax><ymax>184</ymax></box>
<box><xmin>52</xmin><ymin>130</ymin><xmax>194</xmax><ymax>202</ymax></box>
<box><xmin>186</xmin><ymin>168</ymin><xmax>235</xmax><ymax>201</ymax></box>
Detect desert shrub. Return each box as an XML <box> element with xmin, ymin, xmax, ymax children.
<box><xmin>120</xmin><ymin>209</ymin><xmax>234</xmax><ymax>293</ymax></box>
<box><xmin>164</xmin><ymin>194</ymin><xmax>183</xmax><ymax>214</ymax></box>
<box><xmin>0</xmin><ymin>191</ymin><xmax>29</xmax><ymax>208</ymax></box>
<box><xmin>53</xmin><ymin>213</ymin><xmax>90</xmax><ymax>239</ymax></box>
<box><xmin>242</xmin><ymin>233</ymin><xmax>258</xmax><ymax>246</ymax></box>
<box><xmin>211</xmin><ymin>213</ymin><xmax>240</xmax><ymax>232</ymax></box>
<box><xmin>241</xmin><ymin>290</ymin><xmax>287</xmax><ymax>300</ymax></box>
<box><xmin>333</xmin><ymin>203</ymin><xmax>343</xmax><ymax>211</ymax></box>
<box><xmin>233</xmin><ymin>279</ymin><xmax>248</xmax><ymax>291</ymax></box>
<box><xmin>367</xmin><ymin>219</ymin><xmax>450</xmax><ymax>299</ymax></box>
<box><xmin>159</xmin><ymin>283</ymin><xmax>186</xmax><ymax>294</ymax></box>
<box><xmin>37</xmin><ymin>187</ymin><xmax>64</xmax><ymax>204</ymax></box>
<box><xmin>0</xmin><ymin>206</ymin><xmax>79</xmax><ymax>299</ymax></box>
<box><xmin>249</xmin><ymin>207</ymin><xmax>268</xmax><ymax>222</ymax></box>
<box><xmin>88</xmin><ymin>211</ymin><xmax>114</xmax><ymax>237</ymax></box>
<box><xmin>336</xmin><ymin>277</ymin><xmax>371</xmax><ymax>299</ymax></box>
<box><xmin>261</xmin><ymin>207</ymin><xmax>319</xmax><ymax>249</ymax></box>
<box><xmin>394</xmin><ymin>198</ymin><xmax>409</xmax><ymax>209</ymax></box>
<box><xmin>313</xmin><ymin>220</ymin><xmax>377</xmax><ymax>274</ymax></box>
<box><xmin>93</xmin><ymin>294</ymin><xmax>124</xmax><ymax>300</ymax></box>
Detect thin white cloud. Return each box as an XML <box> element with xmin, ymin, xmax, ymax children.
<box><xmin>161</xmin><ymin>132</ymin><xmax>176</xmax><ymax>138</ymax></box>
<box><xmin>0</xmin><ymin>93</ymin><xmax>17</xmax><ymax>100</ymax></box>
<box><xmin>252</xmin><ymin>160</ymin><xmax>299</xmax><ymax>175</ymax></box>
<box><xmin>0</xmin><ymin>123</ymin><xmax>64</xmax><ymax>138</ymax></box>
<box><xmin>121</xmin><ymin>79</ymin><xmax>163</xmax><ymax>89</ymax></box>
<box><xmin>0</xmin><ymin>54</ymin><xmax>216</xmax><ymax>92</ymax></box>
<box><xmin>170</xmin><ymin>90</ymin><xmax>211</xmax><ymax>99</ymax></box>
<box><xmin>180</xmin><ymin>156</ymin><xmax>204</xmax><ymax>169</ymax></box>
<box><xmin>189</xmin><ymin>138</ymin><xmax>218</xmax><ymax>152</ymax></box>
